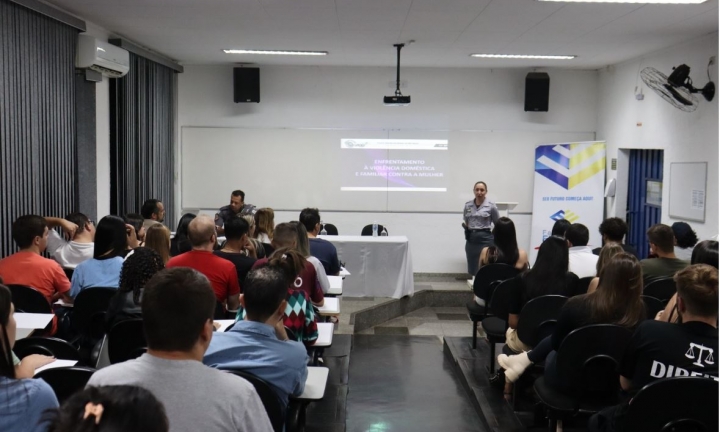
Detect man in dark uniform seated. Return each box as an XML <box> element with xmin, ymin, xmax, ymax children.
<box><xmin>215</xmin><ymin>190</ymin><xmax>256</xmax><ymax>235</ymax></box>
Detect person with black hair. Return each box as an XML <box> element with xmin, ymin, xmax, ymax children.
<box><xmin>215</xmin><ymin>190</ymin><xmax>256</xmax><ymax>235</ymax></box>
<box><xmin>44</xmin><ymin>213</ymin><xmax>96</xmax><ymax>268</ymax></box>
<box><xmin>463</xmin><ymin>181</ymin><xmax>500</xmax><ymax>276</ymax></box>
<box><xmin>87</xmin><ymin>268</ymin><xmax>273</xmax><ymax>432</ymax></box>
<box><xmin>204</xmin><ymin>251</ymin><xmax>310</xmax><ymax>408</ymax></box>
<box><xmin>672</xmin><ymin>221</ymin><xmax>699</xmax><ymax>261</ymax></box>
<box><xmin>70</xmin><ymin>216</ymin><xmax>129</xmax><ymax>298</ymax></box>
<box><xmin>124</xmin><ymin>213</ymin><xmax>146</xmax><ymax>247</ymax></box>
<box><xmin>300</xmin><ymin>207</ymin><xmax>341</xmax><ymax>276</ymax></box>
<box><xmin>0</xmin><ymin>283</ymin><xmax>60</xmax><ymax>431</ymax></box>
<box><xmin>566</xmin><ymin>223</ymin><xmax>599</xmax><ymax>278</ymax></box>
<box><xmin>141</xmin><ymin>199</ymin><xmax>165</xmax><ymax>231</ymax></box>
<box><xmin>105</xmin><ymin>248</ymin><xmax>165</xmax><ymax>330</ymax></box>
<box><xmin>214</xmin><ymin>217</ymin><xmax>257</xmax><ymax>286</ymax></box>
<box><xmin>551</xmin><ymin>219</ymin><xmax>572</xmax><ymax>238</ymax></box>
<box><xmin>592</xmin><ymin>217</ymin><xmax>639</xmax><ymax>258</ymax></box>
<box><xmin>641</xmin><ymin>224</ymin><xmax>689</xmax><ymax>280</ymax></box>
<box><xmin>170</xmin><ymin>213</ymin><xmax>196</xmax><ymax>257</ymax></box>
<box><xmin>45</xmin><ymin>385</ymin><xmax>169</xmax><ymax>432</ymax></box>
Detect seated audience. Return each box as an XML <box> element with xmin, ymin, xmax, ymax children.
<box><xmin>70</xmin><ymin>216</ymin><xmax>127</xmax><ymax>298</ymax></box>
<box><xmin>498</xmin><ymin>253</ymin><xmax>645</xmax><ymax>390</ymax></box>
<box><xmin>144</xmin><ymin>223</ymin><xmax>171</xmax><ymax>264</ymax></box>
<box><xmin>214</xmin><ymin>217</ymin><xmax>257</xmax><ymax>287</ymax></box>
<box><xmin>106</xmin><ymin>248</ymin><xmax>165</xmax><ymax>330</ymax></box>
<box><xmin>492</xmin><ymin>236</ymin><xmax>578</xmax><ymax>354</ymax></box>
<box><xmin>170</xmin><ymin>213</ymin><xmax>195</xmax><ymax>257</ymax></box>
<box><xmin>589</xmin><ymin>264</ymin><xmax>718</xmax><ymax>432</ymax></box>
<box><xmin>672</xmin><ymin>221</ymin><xmax>698</xmax><ymax>261</ymax></box>
<box><xmin>254</xmin><ymin>208</ymin><xmax>275</xmax><ymax>245</ymax></box>
<box><xmin>44</xmin><ymin>213</ymin><xmax>95</xmax><ymax>269</ymax></box>
<box><xmin>243</xmin><ymin>215</ymin><xmax>256</xmax><ymax>239</ymax></box>
<box><xmin>141</xmin><ymin>199</ymin><xmax>165</xmax><ymax>231</ymax></box>
<box><xmin>204</xmin><ymin>255</ymin><xmax>310</xmax><ymax>408</ymax></box>
<box><xmin>592</xmin><ymin>217</ymin><xmax>639</xmax><ymax>258</ymax></box>
<box><xmin>247</xmin><ymin>238</ymin><xmax>265</xmax><ymax>259</ymax></box>
<box><xmin>254</xmin><ymin>223</ymin><xmax>324</xmax><ymax>307</ymax></box>
<box><xmin>0</xmin><ymin>283</ymin><xmax>60</xmax><ymax>432</ymax></box>
<box><xmin>0</xmin><ymin>215</ymin><xmax>72</xmax><ymax>305</ymax></box>
<box><xmin>290</xmin><ymin>221</ymin><xmax>331</xmax><ymax>295</ymax></box>
<box><xmin>45</xmin><ymin>385</ymin><xmax>169</xmax><ymax>432</ymax></box>
<box><xmin>124</xmin><ymin>213</ymin><xmax>146</xmax><ymax>247</ymax></box>
<box><xmin>551</xmin><ymin>219</ymin><xmax>571</xmax><ymax>238</ymax></box>
<box><xmin>87</xmin><ymin>267</ymin><xmax>273</xmax><ymax>432</ymax></box>
<box><xmin>166</xmin><ymin>215</ymin><xmax>240</xmax><ymax>311</ymax></box>
<box><xmin>300</xmin><ymin>208</ymin><xmax>341</xmax><ymax>276</ymax></box>
<box><xmin>215</xmin><ymin>190</ymin><xmax>256</xmax><ymax>235</ymax></box>
<box><xmin>587</xmin><ymin>243</ymin><xmax>625</xmax><ymax>294</ymax></box>
<box><xmin>566</xmin><ymin>223</ymin><xmax>599</xmax><ymax>278</ymax></box>
<box><xmin>641</xmin><ymin>224</ymin><xmax>689</xmax><ymax>281</ymax></box>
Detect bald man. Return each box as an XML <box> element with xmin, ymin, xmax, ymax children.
<box><xmin>167</xmin><ymin>215</ymin><xmax>240</xmax><ymax>311</ymax></box>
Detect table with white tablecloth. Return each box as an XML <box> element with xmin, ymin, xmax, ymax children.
<box><xmin>319</xmin><ymin>235</ymin><xmax>414</xmax><ymax>298</ymax></box>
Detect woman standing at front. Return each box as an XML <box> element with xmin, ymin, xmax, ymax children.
<box><xmin>463</xmin><ymin>181</ymin><xmax>499</xmax><ymax>276</ymax></box>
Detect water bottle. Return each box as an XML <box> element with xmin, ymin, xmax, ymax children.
<box><xmin>381</xmin><ymin>227</ymin><xmax>388</xmax><ymax>236</ymax></box>
<box><xmin>320</xmin><ymin>221</ymin><xmax>327</xmax><ymax>236</ymax></box>
<box><xmin>372</xmin><ymin>221</ymin><xmax>378</xmax><ymax>237</ymax></box>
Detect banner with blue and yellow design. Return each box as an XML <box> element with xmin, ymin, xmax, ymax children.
<box><xmin>530</xmin><ymin>141</ymin><xmax>606</xmax><ymax>264</ymax></box>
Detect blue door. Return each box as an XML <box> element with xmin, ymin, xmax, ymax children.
<box><xmin>626</xmin><ymin>150</ymin><xmax>664</xmax><ymax>259</ymax></box>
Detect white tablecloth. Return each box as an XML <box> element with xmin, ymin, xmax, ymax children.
<box><xmin>319</xmin><ymin>235</ymin><xmax>414</xmax><ymax>298</ymax></box>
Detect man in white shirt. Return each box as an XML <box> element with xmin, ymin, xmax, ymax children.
<box><xmin>566</xmin><ymin>223</ymin><xmax>599</xmax><ymax>279</ymax></box>
<box><xmin>44</xmin><ymin>214</ymin><xmax>95</xmax><ymax>269</ymax></box>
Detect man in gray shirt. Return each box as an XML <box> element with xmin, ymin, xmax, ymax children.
<box><xmin>87</xmin><ymin>267</ymin><xmax>273</xmax><ymax>432</ymax></box>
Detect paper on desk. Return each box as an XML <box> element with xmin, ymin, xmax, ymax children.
<box><xmin>214</xmin><ymin>320</ymin><xmax>236</xmax><ymax>333</ymax></box>
<box><xmin>54</xmin><ymin>299</ymin><xmax>74</xmax><ymax>308</ymax></box>
<box><xmin>34</xmin><ymin>359</ymin><xmax>78</xmax><ymax>375</ymax></box>
<box><xmin>15</xmin><ymin>313</ymin><xmax>54</xmax><ymax>329</ymax></box>
<box><xmin>339</xmin><ymin>267</ymin><xmax>351</xmax><ymax>277</ymax></box>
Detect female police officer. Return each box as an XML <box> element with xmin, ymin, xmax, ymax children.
<box><xmin>463</xmin><ymin>181</ymin><xmax>499</xmax><ymax>276</ymax></box>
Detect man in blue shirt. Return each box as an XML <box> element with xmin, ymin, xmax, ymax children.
<box><xmin>299</xmin><ymin>208</ymin><xmax>341</xmax><ymax>276</ymax></box>
<box><xmin>203</xmin><ymin>264</ymin><xmax>309</xmax><ymax>408</ymax></box>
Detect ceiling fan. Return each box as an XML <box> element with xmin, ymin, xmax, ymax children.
<box><xmin>640</xmin><ymin>63</ymin><xmax>715</xmax><ymax>112</ymax></box>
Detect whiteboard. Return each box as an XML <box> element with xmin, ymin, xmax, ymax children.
<box><xmin>669</xmin><ymin>162</ymin><xmax>707</xmax><ymax>222</ymax></box>
<box><xmin>181</xmin><ymin>127</ymin><xmax>594</xmax><ymax>213</ymax></box>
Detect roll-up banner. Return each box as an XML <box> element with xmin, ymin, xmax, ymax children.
<box><xmin>529</xmin><ymin>141</ymin><xmax>606</xmax><ymax>264</ymax></box>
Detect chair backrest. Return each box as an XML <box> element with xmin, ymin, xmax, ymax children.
<box><xmin>554</xmin><ymin>324</ymin><xmax>632</xmax><ymax>398</ymax></box>
<box><xmin>72</xmin><ymin>287</ymin><xmax>117</xmax><ymax>338</ymax></box>
<box><xmin>322</xmin><ymin>223</ymin><xmax>339</xmax><ymax>235</ymax></box>
<box><xmin>7</xmin><ymin>285</ymin><xmax>51</xmax><ymax>313</ymax></box>
<box><xmin>13</xmin><ymin>337</ymin><xmax>81</xmax><ymax>361</ymax></box>
<box><xmin>487</xmin><ymin>279</ymin><xmax>516</xmax><ymax>321</ymax></box>
<box><xmin>214</xmin><ymin>301</ymin><xmax>227</xmax><ymax>320</ymax></box>
<box><xmin>516</xmin><ymin>295</ymin><xmax>568</xmax><ymax>347</ymax></box>
<box><xmin>284</xmin><ymin>326</ymin><xmax>298</xmax><ymax>342</ymax></box>
<box><xmin>641</xmin><ymin>295</ymin><xmax>665</xmax><ymax>320</ymax></box>
<box><xmin>623</xmin><ymin>377</ymin><xmax>719</xmax><ymax>432</ymax></box>
<box><xmin>644</xmin><ymin>277</ymin><xmax>676</xmax><ymax>302</ymax></box>
<box><xmin>575</xmin><ymin>277</ymin><xmax>594</xmax><ymax>295</ymax></box>
<box><xmin>35</xmin><ymin>366</ymin><xmax>96</xmax><ymax>403</ymax></box>
<box><xmin>473</xmin><ymin>264</ymin><xmax>520</xmax><ymax>302</ymax></box>
<box><xmin>108</xmin><ymin>319</ymin><xmax>147</xmax><ymax>364</ymax></box>
<box><xmin>226</xmin><ymin>370</ymin><xmax>285</xmax><ymax>432</ymax></box>
<box><xmin>62</xmin><ymin>267</ymin><xmax>74</xmax><ymax>281</ymax></box>
<box><xmin>360</xmin><ymin>224</ymin><xmax>387</xmax><ymax>236</ymax></box>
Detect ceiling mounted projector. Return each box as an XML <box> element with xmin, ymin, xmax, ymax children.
<box><xmin>384</xmin><ymin>43</ymin><xmax>410</xmax><ymax>106</ymax></box>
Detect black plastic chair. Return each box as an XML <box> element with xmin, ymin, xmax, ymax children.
<box><xmin>107</xmin><ymin>319</ymin><xmax>146</xmax><ymax>364</ymax></box>
<box><xmin>62</xmin><ymin>268</ymin><xmax>74</xmax><ymax>281</ymax></box>
<box><xmin>641</xmin><ymin>295</ymin><xmax>665</xmax><ymax>320</ymax></box>
<box><xmin>644</xmin><ymin>277</ymin><xmax>676</xmax><ymax>302</ymax></box>
<box><xmin>480</xmin><ymin>279</ymin><xmax>515</xmax><ymax>371</ymax></box>
<box><xmin>226</xmin><ymin>369</ymin><xmax>286</xmax><ymax>432</ymax></box>
<box><xmin>360</xmin><ymin>224</ymin><xmax>387</xmax><ymax>236</ymax></box>
<box><xmin>466</xmin><ymin>264</ymin><xmax>520</xmax><ymax>348</ymax></box>
<box><xmin>13</xmin><ymin>337</ymin><xmax>81</xmax><ymax>361</ymax></box>
<box><xmin>321</xmin><ymin>223</ymin><xmax>338</xmax><ymax>235</ymax></box>
<box><xmin>534</xmin><ymin>324</ymin><xmax>632</xmax><ymax>430</ymax></box>
<box><xmin>72</xmin><ymin>287</ymin><xmax>117</xmax><ymax>341</ymax></box>
<box><xmin>7</xmin><ymin>284</ymin><xmax>52</xmax><ymax>314</ymax></box>
<box><xmin>575</xmin><ymin>277</ymin><xmax>594</xmax><ymax>295</ymax></box>
<box><xmin>516</xmin><ymin>295</ymin><xmax>568</xmax><ymax>349</ymax></box>
<box><xmin>622</xmin><ymin>377</ymin><xmax>718</xmax><ymax>432</ymax></box>
<box><xmin>35</xmin><ymin>366</ymin><xmax>96</xmax><ymax>403</ymax></box>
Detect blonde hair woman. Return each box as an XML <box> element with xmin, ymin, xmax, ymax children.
<box><xmin>254</xmin><ymin>208</ymin><xmax>275</xmax><ymax>244</ymax></box>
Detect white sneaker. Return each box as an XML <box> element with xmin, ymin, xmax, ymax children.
<box><xmin>497</xmin><ymin>352</ymin><xmax>532</xmax><ymax>383</ymax></box>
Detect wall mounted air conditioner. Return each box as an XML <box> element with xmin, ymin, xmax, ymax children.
<box><xmin>76</xmin><ymin>35</ymin><xmax>129</xmax><ymax>78</ymax></box>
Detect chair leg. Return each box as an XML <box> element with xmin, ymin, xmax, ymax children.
<box><xmin>489</xmin><ymin>342</ymin><xmax>496</xmax><ymax>373</ymax></box>
<box><xmin>472</xmin><ymin>320</ymin><xmax>477</xmax><ymax>349</ymax></box>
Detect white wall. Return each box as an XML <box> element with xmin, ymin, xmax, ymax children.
<box><xmin>598</xmin><ymin>33</ymin><xmax>719</xmax><ymax>241</ymax></box>
<box><xmin>179</xmin><ymin>65</ymin><xmax>598</xmax><ymax>273</ymax></box>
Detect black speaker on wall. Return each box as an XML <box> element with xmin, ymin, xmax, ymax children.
<box><xmin>525</xmin><ymin>72</ymin><xmax>549</xmax><ymax>112</ymax></box>
<box><xmin>233</xmin><ymin>67</ymin><xmax>260</xmax><ymax>103</ymax></box>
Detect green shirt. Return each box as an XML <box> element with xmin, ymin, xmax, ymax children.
<box><xmin>641</xmin><ymin>257</ymin><xmax>690</xmax><ymax>281</ymax></box>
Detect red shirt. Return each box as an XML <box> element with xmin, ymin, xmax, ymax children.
<box><xmin>0</xmin><ymin>251</ymin><xmax>70</xmax><ymax>303</ymax></box>
<box><xmin>253</xmin><ymin>258</ymin><xmax>324</xmax><ymax>304</ymax></box>
<box><xmin>167</xmin><ymin>250</ymin><xmax>241</xmax><ymax>303</ymax></box>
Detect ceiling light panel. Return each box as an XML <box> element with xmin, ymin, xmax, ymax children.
<box><xmin>470</xmin><ymin>54</ymin><xmax>576</xmax><ymax>60</ymax></box>
<box><xmin>537</xmin><ymin>0</ymin><xmax>706</xmax><ymax>3</ymax></box>
<box><xmin>223</xmin><ymin>49</ymin><xmax>328</xmax><ymax>56</ymax></box>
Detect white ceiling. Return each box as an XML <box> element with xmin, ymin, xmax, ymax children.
<box><xmin>49</xmin><ymin>0</ymin><xmax>718</xmax><ymax>69</ymax></box>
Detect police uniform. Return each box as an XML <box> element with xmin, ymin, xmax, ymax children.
<box><xmin>215</xmin><ymin>203</ymin><xmax>256</xmax><ymax>226</ymax></box>
<box><xmin>463</xmin><ymin>198</ymin><xmax>499</xmax><ymax>275</ymax></box>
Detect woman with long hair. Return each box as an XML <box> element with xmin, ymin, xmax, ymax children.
<box><xmin>0</xmin><ymin>284</ymin><xmax>60</xmax><ymax>430</ymax></box>
<box><xmin>106</xmin><ymin>248</ymin><xmax>165</xmax><ymax>330</ymax></box>
<box><xmin>70</xmin><ymin>216</ymin><xmax>128</xmax><ymax>298</ymax></box>
<box><xmin>289</xmin><ymin>221</ymin><xmax>330</xmax><ymax>294</ymax></box>
<box><xmin>124</xmin><ymin>213</ymin><xmax>146</xmax><ymax>247</ymax></box>
<box><xmin>145</xmin><ymin>224</ymin><xmax>171</xmax><ymax>264</ymax></box>
<box><xmin>499</xmin><ymin>253</ymin><xmax>645</xmax><ymax>390</ymax></box>
<box><xmin>254</xmin><ymin>208</ymin><xmax>275</xmax><ymax>244</ymax></box>
<box><xmin>479</xmin><ymin>217</ymin><xmax>528</xmax><ymax>270</ymax></box>
<box><xmin>170</xmin><ymin>213</ymin><xmax>196</xmax><ymax>257</ymax></box>
<box><xmin>587</xmin><ymin>242</ymin><xmax>624</xmax><ymax>293</ymax></box>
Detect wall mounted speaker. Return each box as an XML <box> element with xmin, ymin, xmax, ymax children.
<box><xmin>233</xmin><ymin>68</ymin><xmax>260</xmax><ymax>103</ymax></box>
<box><xmin>525</xmin><ymin>72</ymin><xmax>549</xmax><ymax>112</ymax></box>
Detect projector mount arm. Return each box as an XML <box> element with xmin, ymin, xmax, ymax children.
<box><xmin>394</xmin><ymin>43</ymin><xmax>404</xmax><ymax>97</ymax></box>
